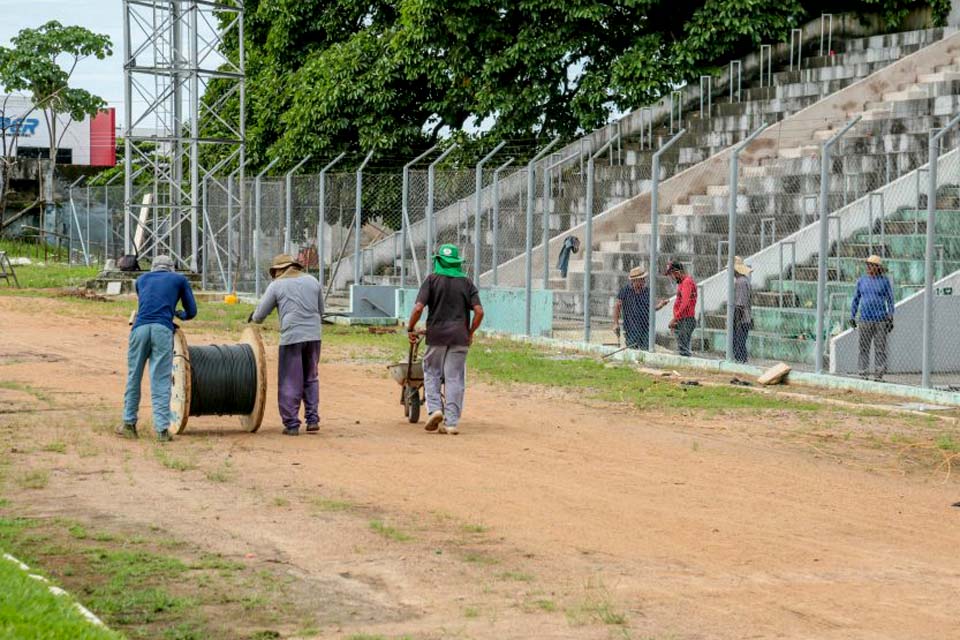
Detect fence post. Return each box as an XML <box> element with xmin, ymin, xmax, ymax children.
<box><xmin>815</xmin><ymin>116</ymin><xmax>860</xmax><ymax>374</ymax></box>
<box><xmin>921</xmin><ymin>113</ymin><xmax>960</xmax><ymax>386</ymax></box>
<box><xmin>283</xmin><ymin>155</ymin><xmax>312</xmax><ymax>254</ymax></box>
<box><xmin>491</xmin><ymin>157</ymin><xmax>514</xmax><ymax>288</ymax></box>
<box><xmin>201</xmin><ymin>176</ymin><xmax>208</xmax><ymax>289</ymax></box>
<box><xmin>317</xmin><ymin>152</ymin><xmax>346</xmax><ymax>291</ymax></box>
<box><xmin>254</xmin><ymin>157</ymin><xmax>281</xmax><ymax>297</ymax></box>
<box><xmin>400</xmin><ymin>147</ymin><xmax>436</xmax><ymax>289</ymax></box>
<box><xmin>524</xmin><ymin>138</ymin><xmax>560</xmax><ymax>335</ymax></box>
<box><xmin>425</xmin><ymin>145</ymin><xmax>458</xmax><ymax>277</ymax></box>
<box><xmin>646</xmin><ymin>130</ymin><xmax>685</xmax><ymax>351</ymax></box>
<box><xmin>474</xmin><ymin>141</ymin><xmax>506</xmax><ymax>282</ymax></box>
<box><xmin>584</xmin><ymin>135</ymin><xmax>620</xmax><ymax>343</ymax></box>
<box><xmin>67</xmin><ymin>176</ymin><xmax>88</xmax><ymax>266</ymax></box>
<box><xmin>725</xmin><ymin>123</ymin><xmax>768</xmax><ymax>360</ymax></box>
<box><xmin>353</xmin><ymin>150</ymin><xmax>375</xmax><ymax>287</ymax></box>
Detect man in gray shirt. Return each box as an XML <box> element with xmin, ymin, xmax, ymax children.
<box><xmin>733</xmin><ymin>256</ymin><xmax>753</xmax><ymax>363</ymax></box>
<box><xmin>250</xmin><ymin>254</ymin><xmax>324</xmax><ymax>435</ymax></box>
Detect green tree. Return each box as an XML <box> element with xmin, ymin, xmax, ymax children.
<box><xmin>208</xmin><ymin>0</ymin><xmax>947</xmax><ymax>173</ymax></box>
<box><xmin>0</xmin><ymin>20</ymin><xmax>112</xmax><ymax>228</ymax></box>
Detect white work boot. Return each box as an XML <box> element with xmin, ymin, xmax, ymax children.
<box><xmin>424</xmin><ymin>410</ymin><xmax>443</xmax><ymax>432</ymax></box>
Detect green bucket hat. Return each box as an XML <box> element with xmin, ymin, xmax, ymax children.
<box><xmin>433</xmin><ymin>243</ymin><xmax>465</xmax><ymax>277</ymax></box>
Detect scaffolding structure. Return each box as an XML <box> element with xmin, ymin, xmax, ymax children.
<box><xmin>122</xmin><ymin>0</ymin><xmax>245</xmax><ymax>270</ymax></box>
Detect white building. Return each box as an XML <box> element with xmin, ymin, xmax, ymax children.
<box><xmin>1</xmin><ymin>94</ymin><xmax>115</xmax><ymax>167</ymax></box>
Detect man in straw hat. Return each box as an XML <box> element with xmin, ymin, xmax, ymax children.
<box><xmin>732</xmin><ymin>256</ymin><xmax>753</xmax><ymax>363</ymax></box>
<box><xmin>118</xmin><ymin>255</ymin><xmax>197</xmax><ymax>442</ymax></box>
<box><xmin>406</xmin><ymin>244</ymin><xmax>484</xmax><ymax>435</ymax></box>
<box><xmin>850</xmin><ymin>254</ymin><xmax>895</xmax><ymax>381</ymax></box>
<box><xmin>612</xmin><ymin>266</ymin><xmax>650</xmax><ymax>349</ymax></box>
<box><xmin>250</xmin><ymin>254</ymin><xmax>324</xmax><ymax>435</ymax></box>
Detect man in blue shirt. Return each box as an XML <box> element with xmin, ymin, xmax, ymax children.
<box><xmin>118</xmin><ymin>255</ymin><xmax>197</xmax><ymax>441</ymax></box>
<box><xmin>613</xmin><ymin>267</ymin><xmax>650</xmax><ymax>349</ymax></box>
<box><xmin>850</xmin><ymin>255</ymin><xmax>895</xmax><ymax>380</ymax></box>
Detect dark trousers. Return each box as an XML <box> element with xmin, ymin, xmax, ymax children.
<box><xmin>733</xmin><ymin>323</ymin><xmax>750</xmax><ymax>363</ymax></box>
<box><xmin>674</xmin><ymin>317</ymin><xmax>696</xmax><ymax>357</ymax></box>
<box><xmin>858</xmin><ymin>320</ymin><xmax>888</xmax><ymax>377</ymax></box>
<box><xmin>278</xmin><ymin>340</ymin><xmax>321</xmax><ymax>429</ymax></box>
<box><xmin>625</xmin><ymin>331</ymin><xmax>649</xmax><ymax>351</ymax></box>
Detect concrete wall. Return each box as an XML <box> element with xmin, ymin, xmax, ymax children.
<box><xmin>830</xmin><ymin>269</ymin><xmax>960</xmax><ymax>374</ymax></box>
<box><xmin>395</xmin><ymin>286</ymin><xmax>554</xmax><ymax>337</ymax></box>
<box><xmin>349</xmin><ymin>285</ymin><xmax>399</xmax><ymax>318</ymax></box>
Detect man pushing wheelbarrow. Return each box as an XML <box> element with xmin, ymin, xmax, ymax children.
<box><xmin>405</xmin><ymin>244</ymin><xmax>484</xmax><ymax>435</ymax></box>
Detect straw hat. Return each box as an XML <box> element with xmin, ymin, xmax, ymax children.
<box><xmin>865</xmin><ymin>254</ymin><xmax>883</xmax><ymax>267</ymax></box>
<box><xmin>628</xmin><ymin>266</ymin><xmax>647</xmax><ymax>280</ymax></box>
<box><xmin>268</xmin><ymin>253</ymin><xmax>303</xmax><ymax>278</ymax></box>
<box><xmin>733</xmin><ymin>256</ymin><xmax>753</xmax><ymax>276</ymax></box>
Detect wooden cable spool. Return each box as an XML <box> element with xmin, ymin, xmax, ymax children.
<box><xmin>170</xmin><ymin>326</ymin><xmax>267</xmax><ymax>434</ymax></box>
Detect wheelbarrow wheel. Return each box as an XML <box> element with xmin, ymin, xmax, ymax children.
<box><xmin>406</xmin><ymin>385</ymin><xmax>421</xmax><ymax>423</ymax></box>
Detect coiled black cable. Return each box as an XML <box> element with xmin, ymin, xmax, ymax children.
<box><xmin>188</xmin><ymin>344</ymin><xmax>257</xmax><ymax>416</ymax></box>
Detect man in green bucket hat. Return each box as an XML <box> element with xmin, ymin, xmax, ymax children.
<box><xmin>406</xmin><ymin>244</ymin><xmax>484</xmax><ymax>435</ymax></box>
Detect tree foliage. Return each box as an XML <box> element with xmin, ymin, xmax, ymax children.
<box><xmin>208</xmin><ymin>0</ymin><xmax>948</xmax><ymax>171</ymax></box>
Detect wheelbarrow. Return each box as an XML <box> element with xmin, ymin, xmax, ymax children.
<box><xmin>387</xmin><ymin>335</ymin><xmax>425</xmax><ymax>423</ymax></box>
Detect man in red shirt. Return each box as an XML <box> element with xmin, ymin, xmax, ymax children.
<box><xmin>664</xmin><ymin>260</ymin><xmax>697</xmax><ymax>357</ymax></box>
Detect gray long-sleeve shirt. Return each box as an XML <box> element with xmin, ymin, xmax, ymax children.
<box><xmin>251</xmin><ymin>273</ymin><xmax>324</xmax><ymax>345</ymax></box>
<box><xmin>734</xmin><ymin>275</ymin><xmax>752</xmax><ymax>326</ymax></box>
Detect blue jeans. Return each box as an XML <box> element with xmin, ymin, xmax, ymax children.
<box><xmin>122</xmin><ymin>324</ymin><xmax>174</xmax><ymax>433</ymax></box>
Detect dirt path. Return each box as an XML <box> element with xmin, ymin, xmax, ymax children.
<box><xmin>1</xmin><ymin>297</ymin><xmax>959</xmax><ymax>639</ymax></box>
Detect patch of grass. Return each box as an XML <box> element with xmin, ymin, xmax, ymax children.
<box><xmin>368</xmin><ymin>520</ymin><xmax>411</xmax><ymax>542</ymax></box>
<box><xmin>309</xmin><ymin>497</ymin><xmax>353</xmax><ymax>512</ymax></box>
<box><xmin>467</xmin><ymin>340</ymin><xmax>820</xmax><ymax>412</ymax></box>
<box><xmin>153</xmin><ymin>448</ymin><xmax>195</xmax><ymax>472</ymax></box>
<box><xmin>565</xmin><ymin>578</ymin><xmax>628</xmax><ymax>627</ymax></box>
<box><xmin>463</xmin><ymin>606</ymin><xmax>480</xmax><ymax>618</ymax></box>
<box><xmin>271</xmin><ymin>497</ymin><xmax>290</xmax><ymax>508</ymax></box>
<box><xmin>497</xmin><ymin>570</ymin><xmax>534</xmax><ymax>582</ymax></box>
<box><xmin>530</xmin><ymin>598</ymin><xmax>557</xmax><ymax>612</ymax></box>
<box><xmin>0</xmin><ymin>260</ymin><xmax>99</xmax><ymax>289</ymax></box>
<box><xmin>0</xmin><ymin>553</ymin><xmax>124</xmax><ymax>639</ymax></box>
<box><xmin>203</xmin><ymin>460</ymin><xmax>234</xmax><ymax>483</ymax></box>
<box><xmin>43</xmin><ymin>441</ymin><xmax>68</xmax><ymax>454</ymax></box>
<box><xmin>0</xmin><ymin>380</ymin><xmax>52</xmax><ymax>403</ymax></box>
<box><xmin>936</xmin><ymin>434</ymin><xmax>960</xmax><ymax>452</ymax></box>
<box><xmin>462</xmin><ymin>551</ymin><xmax>499</xmax><ymax>566</ymax></box>
<box><xmin>18</xmin><ymin>469</ymin><xmax>50</xmax><ymax>489</ymax></box>
<box><xmin>460</xmin><ymin>523</ymin><xmax>486</xmax><ymax>534</ymax></box>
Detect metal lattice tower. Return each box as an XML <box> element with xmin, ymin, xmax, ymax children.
<box><xmin>122</xmin><ymin>0</ymin><xmax>245</xmax><ymax>270</ymax></box>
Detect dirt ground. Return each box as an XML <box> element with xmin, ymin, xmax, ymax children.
<box><xmin>2</xmin><ymin>296</ymin><xmax>959</xmax><ymax>640</ymax></box>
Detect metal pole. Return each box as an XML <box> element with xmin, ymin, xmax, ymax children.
<box><xmin>491</xmin><ymin>157</ymin><xmax>514</xmax><ymax>288</ymax></box>
<box><xmin>67</xmin><ymin>177</ymin><xmax>88</xmax><ymax>266</ymax></box>
<box><xmin>584</xmin><ymin>135</ymin><xmax>619</xmax><ymax>343</ymax></box>
<box><xmin>474</xmin><ymin>141</ymin><xmax>506</xmax><ymax>282</ymax></box>
<box><xmin>254</xmin><ymin>157</ymin><xmax>281</xmax><ymax>297</ymax></box>
<box><xmin>725</xmin><ymin>123</ymin><xmax>768</xmax><ymax>360</ymax></box>
<box><xmin>188</xmin><ymin>1</ymin><xmax>200</xmax><ymax>272</ymax></box>
<box><xmin>284</xmin><ymin>155</ymin><xmax>312</xmax><ymax>254</ymax></box>
<box><xmin>524</xmin><ymin>137</ymin><xmax>560</xmax><ymax>335</ymax></box>
<box><xmin>401</xmin><ymin>146</ymin><xmax>436</xmax><ymax>289</ymax></box>
<box><xmin>225</xmin><ymin>158</ymin><xmax>250</xmax><ymax>291</ymax></box>
<box><xmin>354</xmin><ymin>150</ymin><xmax>375</xmax><ymax>287</ymax></box>
<box><xmin>921</xmin><ymin>112</ymin><xmax>960</xmax><ymax>386</ymax></box>
<box><xmin>122</xmin><ymin>2</ymin><xmax>132</xmax><ymax>255</ymax></box>
<box><xmin>647</xmin><ymin>130</ymin><xmax>686</xmax><ymax>351</ymax></box>
<box><xmin>318</xmin><ymin>152</ymin><xmax>346</xmax><ymax>290</ymax></box>
<box><xmin>426</xmin><ymin>144</ymin><xmax>458</xmax><ymax>276</ymax></box>
<box><xmin>815</xmin><ymin>116</ymin><xmax>861</xmax><ymax>373</ymax></box>
<box><xmin>201</xmin><ymin>176</ymin><xmax>208</xmax><ymax>288</ymax></box>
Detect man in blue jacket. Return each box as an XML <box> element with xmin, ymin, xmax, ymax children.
<box><xmin>118</xmin><ymin>255</ymin><xmax>197</xmax><ymax>441</ymax></box>
<box><xmin>850</xmin><ymin>255</ymin><xmax>895</xmax><ymax>381</ymax></box>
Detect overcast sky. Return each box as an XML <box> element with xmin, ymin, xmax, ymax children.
<box><xmin>0</xmin><ymin>0</ymin><xmax>124</xmax><ymax>124</ymax></box>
